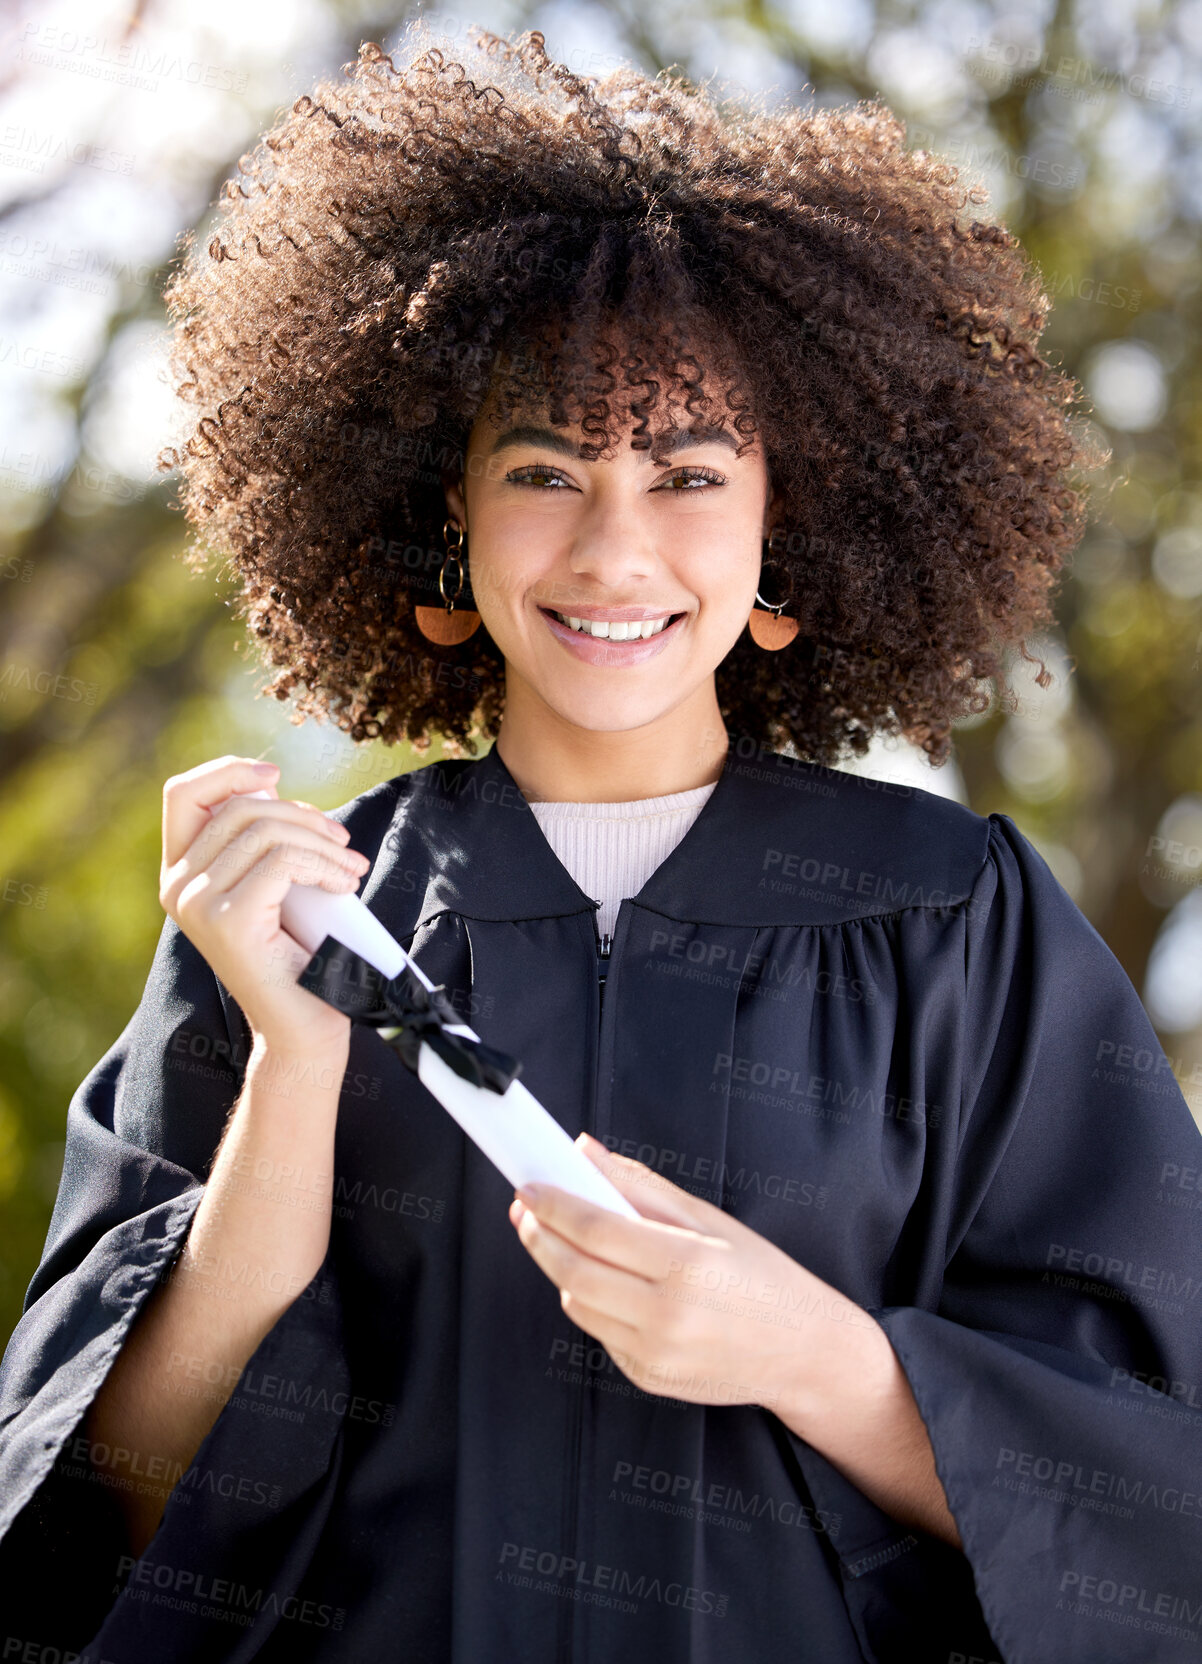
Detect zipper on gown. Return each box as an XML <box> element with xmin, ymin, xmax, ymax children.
<box><xmin>596</xmin><ymin>929</ymin><xmax>612</xmax><ymax>1017</ymax></box>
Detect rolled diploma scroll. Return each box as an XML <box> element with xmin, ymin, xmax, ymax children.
<box><xmin>238</xmin><ymin>790</ymin><xmax>640</xmax><ymax>1220</ymax></box>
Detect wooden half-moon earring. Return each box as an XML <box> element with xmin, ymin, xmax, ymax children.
<box><xmin>748</xmin><ymin>539</ymin><xmax>799</xmax><ymax>651</ymax></box>
<box><xmin>414</xmin><ymin>518</ymin><xmax>481</xmax><ymax>645</ymax></box>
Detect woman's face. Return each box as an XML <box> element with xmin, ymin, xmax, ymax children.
<box><xmin>442</xmin><ymin>387</ymin><xmax>779</xmax><ymax>737</ymax></box>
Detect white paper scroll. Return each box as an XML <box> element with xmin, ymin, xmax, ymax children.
<box><xmin>236</xmin><ymin>790</ymin><xmax>640</xmax><ymax>1219</ymax></box>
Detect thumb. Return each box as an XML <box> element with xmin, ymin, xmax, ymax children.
<box><xmin>575</xmin><ymin>1132</ymin><xmax>724</xmax><ymax>1232</ymax></box>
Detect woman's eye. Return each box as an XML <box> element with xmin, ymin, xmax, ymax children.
<box><xmin>506</xmin><ymin>465</ymin><xmax>723</xmax><ymax>491</ymax></box>
<box><xmin>507</xmin><ymin>467</ymin><xmax>571</xmax><ymax>490</ymax></box>
<box><xmin>659</xmin><ymin>468</ymin><xmax>724</xmax><ymax>490</ymax></box>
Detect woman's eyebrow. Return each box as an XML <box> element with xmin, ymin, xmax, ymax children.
<box><xmin>487</xmin><ymin>423</ymin><xmax>740</xmax><ymax>458</ymax></box>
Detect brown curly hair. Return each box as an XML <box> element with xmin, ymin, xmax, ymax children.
<box><xmin>158</xmin><ymin>20</ymin><xmax>1106</xmax><ymax>767</ymax></box>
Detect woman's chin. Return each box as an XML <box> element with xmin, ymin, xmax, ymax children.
<box><xmin>546</xmin><ymin>690</ymin><xmax>678</xmax><ymax>734</ymax></box>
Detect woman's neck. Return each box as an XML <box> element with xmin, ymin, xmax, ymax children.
<box><xmin>495</xmin><ymin>679</ymin><xmax>729</xmax><ymax>803</ymax></box>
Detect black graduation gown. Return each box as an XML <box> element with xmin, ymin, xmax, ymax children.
<box><xmin>3</xmin><ymin>741</ymin><xmax>1202</xmax><ymax>1664</ymax></box>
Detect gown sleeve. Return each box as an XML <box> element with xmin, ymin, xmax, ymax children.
<box><xmin>0</xmin><ymin>914</ymin><xmax>348</xmax><ymax>1659</ymax></box>
<box><xmin>855</xmin><ymin>811</ymin><xmax>1202</xmax><ymax>1663</ymax></box>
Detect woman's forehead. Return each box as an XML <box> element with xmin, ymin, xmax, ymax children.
<box><xmin>468</xmin><ymin>376</ymin><xmax>763</xmax><ymax>456</ymax></box>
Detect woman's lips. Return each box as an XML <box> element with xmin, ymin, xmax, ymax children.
<box><xmin>538</xmin><ymin>607</ymin><xmax>686</xmax><ymax>666</ymax></box>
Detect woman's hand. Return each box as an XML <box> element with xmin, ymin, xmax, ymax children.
<box><xmin>159</xmin><ymin>754</ymin><xmax>371</xmax><ymax>1058</ymax></box>
<box><xmin>508</xmin><ymin>1133</ymin><xmax>875</xmax><ymax>1420</ymax></box>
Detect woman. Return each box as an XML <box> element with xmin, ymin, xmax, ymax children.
<box><xmin>2</xmin><ymin>22</ymin><xmax>1200</xmax><ymax>1663</ymax></box>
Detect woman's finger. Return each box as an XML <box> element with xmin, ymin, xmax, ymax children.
<box><xmin>578</xmin><ymin>1137</ymin><xmax>724</xmax><ymax>1232</ymax></box>
<box><xmin>514</xmin><ymin>1205</ymin><xmax>659</xmax><ymax>1329</ymax></box>
<box><xmin>184</xmin><ymin>814</ymin><xmax>363</xmax><ymax>894</ymax></box>
<box><xmin>162</xmin><ymin>760</ymin><xmax>353</xmax><ymax>873</ymax></box>
<box><xmin>514</xmin><ymin>1180</ymin><xmax>720</xmax><ymax>1283</ymax></box>
<box><xmin>175</xmin><ymin>836</ymin><xmax>366</xmax><ymax>925</ymax></box>
<box><xmin>162</xmin><ymin>756</ymin><xmax>282</xmax><ymax>869</ymax></box>
<box><xmin>234</xmin><ymin>839</ymin><xmax>368</xmax><ymax>906</ymax></box>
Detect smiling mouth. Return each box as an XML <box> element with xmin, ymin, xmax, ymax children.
<box><xmin>540</xmin><ymin>609</ymin><xmax>685</xmax><ymax>640</ymax></box>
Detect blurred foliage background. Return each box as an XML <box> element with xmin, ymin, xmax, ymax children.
<box><xmin>2</xmin><ymin>0</ymin><xmax>1201</xmax><ymax>1344</ymax></box>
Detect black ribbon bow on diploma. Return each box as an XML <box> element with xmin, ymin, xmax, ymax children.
<box><xmin>297</xmin><ymin>934</ymin><xmax>522</xmax><ymax>1095</ymax></box>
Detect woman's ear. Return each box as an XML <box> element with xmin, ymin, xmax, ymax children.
<box><xmin>762</xmin><ymin>481</ymin><xmax>785</xmax><ymax>541</ymax></box>
<box><xmin>441</xmin><ymin>467</ymin><xmax>466</xmax><ymax>530</ymax></box>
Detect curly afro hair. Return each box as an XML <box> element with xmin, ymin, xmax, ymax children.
<box><xmin>158</xmin><ymin>20</ymin><xmax>1106</xmax><ymax>767</ymax></box>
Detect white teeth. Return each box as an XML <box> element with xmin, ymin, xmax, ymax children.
<box><xmin>553</xmin><ymin>612</ymin><xmax>672</xmax><ymax>639</ymax></box>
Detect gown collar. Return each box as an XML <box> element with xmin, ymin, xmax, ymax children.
<box><xmin>366</xmin><ymin>740</ymin><xmax>991</xmax><ymax>931</ymax></box>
